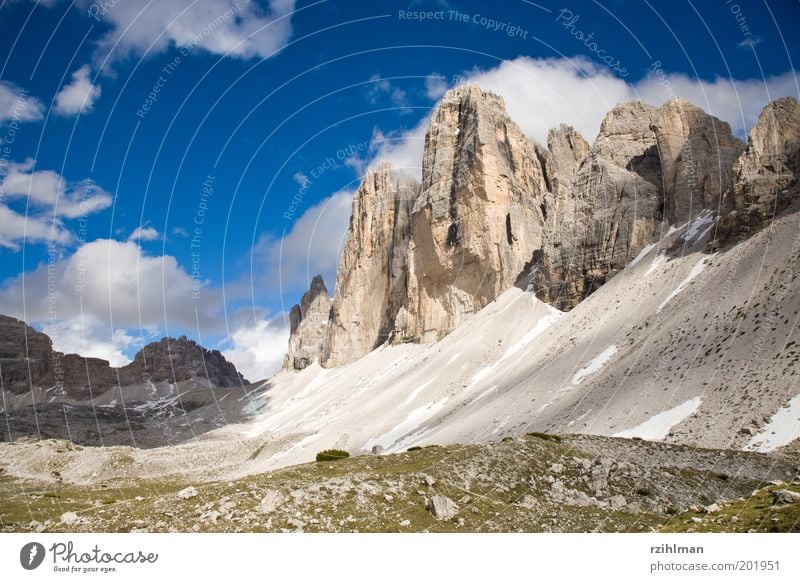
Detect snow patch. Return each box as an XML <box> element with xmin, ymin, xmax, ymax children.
<box><xmin>365</xmin><ymin>397</ymin><xmax>449</xmax><ymax>453</ymax></box>
<box><xmin>446</xmin><ymin>353</ymin><xmax>460</xmax><ymax>365</ymax></box>
<box><xmin>644</xmin><ymin>253</ymin><xmax>668</xmax><ymax>276</ymax></box>
<box><xmin>467</xmin><ymin>365</ymin><xmax>497</xmax><ymax>391</ymax></box>
<box><xmin>469</xmin><ymin>385</ymin><xmax>497</xmax><ymax>406</ymax></box>
<box><xmin>401</xmin><ymin>377</ymin><xmax>437</xmax><ymax>408</ymax></box>
<box><xmin>571</xmin><ymin>346</ymin><xmax>618</xmax><ymax>386</ymax></box>
<box><xmin>501</xmin><ymin>309</ymin><xmax>563</xmax><ymax>361</ymax></box>
<box><xmin>681</xmin><ymin>210</ymin><xmax>717</xmax><ymax>242</ymax></box>
<box><xmin>657</xmin><ymin>255</ymin><xmax>714</xmax><ymax>312</ymax></box>
<box><xmin>745</xmin><ymin>394</ymin><xmax>800</xmax><ymax>452</ymax></box>
<box><xmin>627</xmin><ymin>243</ymin><xmax>656</xmax><ymax>269</ymax></box>
<box><xmin>614</xmin><ymin>397</ymin><xmax>703</xmax><ymax>441</ymax></box>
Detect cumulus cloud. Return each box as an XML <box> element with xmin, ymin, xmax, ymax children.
<box><xmin>0</xmin><ymin>81</ymin><xmax>45</xmax><ymax>124</ymax></box>
<box><xmin>0</xmin><ymin>159</ymin><xmax>112</xmax><ymax>249</ymax></box>
<box><xmin>1</xmin><ymin>159</ymin><xmax>112</xmax><ymax>218</ymax></box>
<box><xmin>128</xmin><ymin>226</ymin><xmax>161</xmax><ymax>241</ymax></box>
<box><xmin>54</xmin><ymin>66</ymin><xmax>101</xmax><ymax>116</ymax></box>
<box><xmin>255</xmin><ymin>190</ymin><xmax>353</xmax><ymax>300</ymax></box>
<box><xmin>222</xmin><ymin>311</ymin><xmax>289</xmax><ymax>381</ymax></box>
<box><xmin>424</xmin><ymin>73</ymin><xmax>449</xmax><ymax>100</ymax></box>
<box><xmin>0</xmin><ymin>239</ymin><xmax>221</xmax><ymax>332</ymax></box>
<box><xmin>0</xmin><ymin>204</ymin><xmax>70</xmax><ymax>250</ymax></box>
<box><xmin>90</xmin><ymin>0</ymin><xmax>296</xmax><ymax>63</ymax></box>
<box><xmin>0</xmin><ymin>238</ymin><xmax>288</xmax><ymax>375</ymax></box>
<box><xmin>366</xmin><ymin>56</ymin><xmax>800</xmax><ymax>178</ymax></box>
<box><xmin>43</xmin><ymin>316</ymin><xmax>146</xmax><ymax>367</ymax></box>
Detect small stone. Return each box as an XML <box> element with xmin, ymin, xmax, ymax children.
<box><xmin>691</xmin><ymin>517</ymin><xmax>702</xmax><ymax>524</ymax></box>
<box><xmin>458</xmin><ymin>495</ymin><xmax>472</xmax><ymax>504</ymax></box>
<box><xmin>608</xmin><ymin>495</ymin><xmax>627</xmax><ymax>509</ymax></box>
<box><xmin>371</xmin><ymin>445</ymin><xmax>384</xmax><ymax>455</ymax></box>
<box><xmin>739</xmin><ymin>426</ymin><xmax>756</xmax><ymax>436</ymax></box>
<box><xmin>549</xmin><ymin>463</ymin><xmax>564</xmax><ymax>474</ymax></box>
<box><xmin>426</xmin><ymin>495</ymin><xmax>459</xmax><ymax>520</ymax></box>
<box><xmin>384</xmin><ymin>494</ymin><xmax>394</xmax><ymax>502</ymax></box>
<box><xmin>704</xmin><ymin>503</ymin><xmax>720</xmax><ymax>514</ymax></box>
<box><xmin>177</xmin><ymin>486</ymin><xmax>198</xmax><ymax>500</ymax></box>
<box><xmin>59</xmin><ymin>512</ymin><xmax>79</xmax><ymax>526</ymax></box>
<box><xmin>399</xmin><ymin>519</ymin><xmax>411</xmax><ymax>527</ymax></box>
<box><xmin>773</xmin><ymin>489</ymin><xmax>800</xmax><ymax>505</ymax></box>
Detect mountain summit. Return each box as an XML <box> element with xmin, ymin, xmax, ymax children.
<box><xmin>285</xmin><ymin>86</ymin><xmax>799</xmax><ymax>370</ymax></box>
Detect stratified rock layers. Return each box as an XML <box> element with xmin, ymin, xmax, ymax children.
<box><xmin>283</xmin><ymin>87</ymin><xmax>798</xmax><ymax>369</ymax></box>
<box><xmin>399</xmin><ymin>85</ymin><xmax>551</xmax><ymax>342</ymax></box>
<box><xmin>325</xmin><ymin>165</ymin><xmax>420</xmax><ymax>367</ymax></box>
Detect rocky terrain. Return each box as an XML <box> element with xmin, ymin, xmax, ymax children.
<box><xmin>1</xmin><ymin>86</ymin><xmax>799</xmax><ymax>534</ymax></box>
<box><xmin>0</xmin><ymin>315</ymin><xmax>250</xmax><ymax>447</ymax></box>
<box><xmin>285</xmin><ymin>88</ymin><xmax>799</xmax><ymax>369</ymax></box>
<box><xmin>1</xmin><ymin>434</ymin><xmax>797</xmax><ymax>533</ymax></box>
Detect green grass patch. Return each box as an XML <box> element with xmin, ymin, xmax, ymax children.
<box><xmin>315</xmin><ymin>449</ymin><xmax>350</xmax><ymax>462</ymax></box>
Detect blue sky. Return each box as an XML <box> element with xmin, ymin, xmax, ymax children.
<box><xmin>0</xmin><ymin>0</ymin><xmax>798</xmax><ymax>379</ymax></box>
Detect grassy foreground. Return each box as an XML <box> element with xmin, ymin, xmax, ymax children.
<box><xmin>1</xmin><ymin>434</ymin><xmax>798</xmax><ymax>533</ymax></box>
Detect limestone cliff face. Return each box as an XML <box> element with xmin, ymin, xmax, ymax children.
<box><xmin>651</xmin><ymin>98</ymin><xmax>745</xmax><ymax>224</ymax></box>
<box><xmin>530</xmin><ymin>102</ymin><xmax>664</xmax><ymax>310</ymax></box>
<box><xmin>283</xmin><ymin>275</ymin><xmax>333</xmax><ymax>370</ymax></box>
<box><xmin>325</xmin><ymin>165</ymin><xmax>420</xmax><ymax>366</ymax></box>
<box><xmin>397</xmin><ymin>85</ymin><xmax>551</xmax><ymax>342</ymax></box>
<box><xmin>720</xmin><ymin>96</ymin><xmax>800</xmax><ymax>236</ymax></box>
<box><xmin>282</xmin><ymin>91</ymin><xmax>800</xmax><ymax>369</ymax></box>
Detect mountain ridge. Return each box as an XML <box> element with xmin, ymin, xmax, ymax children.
<box><xmin>285</xmin><ymin>85</ymin><xmax>799</xmax><ymax>370</ymax></box>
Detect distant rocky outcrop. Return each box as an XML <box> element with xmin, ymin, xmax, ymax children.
<box><xmin>284</xmin><ymin>275</ymin><xmax>333</xmax><ymax>370</ymax></box>
<box><xmin>0</xmin><ymin>314</ymin><xmax>247</xmax><ymax>397</ymax></box>
<box><xmin>720</xmin><ymin>96</ymin><xmax>800</xmax><ymax>238</ymax></box>
<box><xmin>325</xmin><ymin>166</ymin><xmax>419</xmax><ymax>366</ymax></box>
<box><xmin>652</xmin><ymin>98</ymin><xmax>745</xmax><ymax>224</ymax></box>
<box><xmin>283</xmin><ymin>87</ymin><xmax>800</xmax><ymax>369</ymax></box>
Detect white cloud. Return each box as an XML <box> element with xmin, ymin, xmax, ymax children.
<box><xmin>255</xmin><ymin>190</ymin><xmax>353</xmax><ymax>299</ymax></box>
<box><xmin>54</xmin><ymin>66</ymin><xmax>101</xmax><ymax>116</ymax></box>
<box><xmin>292</xmin><ymin>171</ymin><xmax>310</xmax><ymax>188</ymax></box>
<box><xmin>0</xmin><ymin>159</ymin><xmax>112</xmax><ymax>249</ymax></box>
<box><xmin>0</xmin><ymin>204</ymin><xmax>70</xmax><ymax>250</ymax></box>
<box><xmin>0</xmin><ymin>238</ymin><xmax>285</xmax><ymax>376</ymax></box>
<box><xmin>0</xmin><ymin>81</ymin><xmax>45</xmax><ymax>124</ymax></box>
<box><xmin>424</xmin><ymin>73</ymin><xmax>448</xmax><ymax>100</ymax></box>
<box><xmin>91</xmin><ymin>0</ymin><xmax>296</xmax><ymax>63</ymax></box>
<box><xmin>367</xmin><ymin>74</ymin><xmax>410</xmax><ymax>108</ymax></box>
<box><xmin>1</xmin><ymin>159</ymin><xmax>112</xmax><ymax>218</ymax></box>
<box><xmin>222</xmin><ymin>313</ymin><xmax>289</xmax><ymax>381</ymax></box>
<box><xmin>363</xmin><ymin>122</ymin><xmax>430</xmax><ymax>178</ymax></box>
<box><xmin>128</xmin><ymin>226</ymin><xmax>160</xmax><ymax>241</ymax></box>
<box><xmin>0</xmin><ymin>238</ymin><xmax>222</xmax><ymax>331</ymax></box>
<box><xmin>43</xmin><ymin>316</ymin><xmax>145</xmax><ymax>367</ymax></box>
<box><xmin>365</xmin><ymin>56</ymin><xmax>800</xmax><ymax>178</ymax></box>
<box><xmin>633</xmin><ymin>70</ymin><xmax>800</xmax><ymax>138</ymax></box>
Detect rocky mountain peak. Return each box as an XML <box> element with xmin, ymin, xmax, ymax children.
<box><xmin>651</xmin><ymin>98</ymin><xmax>745</xmax><ymax>224</ymax></box>
<box><xmin>0</xmin><ymin>314</ymin><xmax>247</xmax><ymax>397</ymax></box>
<box><xmin>130</xmin><ymin>336</ymin><xmax>247</xmax><ymax>387</ymax></box>
<box><xmin>283</xmin><ymin>91</ymin><xmax>800</xmax><ymax>369</ymax></box>
<box><xmin>284</xmin><ymin>274</ymin><xmax>333</xmax><ymax>370</ymax></box>
<box><xmin>719</xmin><ymin>96</ymin><xmax>800</xmax><ymax>238</ymax></box>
